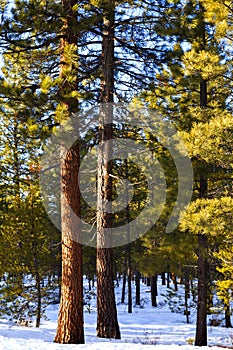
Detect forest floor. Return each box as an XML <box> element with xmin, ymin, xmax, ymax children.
<box><xmin>0</xmin><ymin>277</ymin><xmax>233</xmax><ymax>349</ymax></box>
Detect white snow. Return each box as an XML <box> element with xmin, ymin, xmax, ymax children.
<box><xmin>0</xmin><ymin>278</ymin><xmax>233</xmax><ymax>349</ymax></box>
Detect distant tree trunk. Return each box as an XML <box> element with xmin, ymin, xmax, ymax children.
<box><xmin>125</xmin><ymin>160</ymin><xmax>132</xmax><ymax>314</ymax></box>
<box><xmin>121</xmin><ymin>252</ymin><xmax>127</xmax><ymax>304</ymax></box>
<box><xmin>147</xmin><ymin>277</ymin><xmax>151</xmax><ymax>287</ymax></box>
<box><xmin>166</xmin><ymin>271</ymin><xmax>170</xmax><ymax>288</ymax></box>
<box><xmin>150</xmin><ymin>275</ymin><xmax>157</xmax><ymax>307</ymax></box>
<box><xmin>191</xmin><ymin>279</ymin><xmax>196</xmax><ymax>302</ymax></box>
<box><xmin>114</xmin><ymin>262</ymin><xmax>119</xmax><ymax>286</ymax></box>
<box><xmin>88</xmin><ymin>276</ymin><xmax>91</xmax><ymax>291</ymax></box>
<box><xmin>225</xmin><ymin>303</ymin><xmax>232</xmax><ymax>328</ymax></box>
<box><xmin>172</xmin><ymin>273</ymin><xmax>178</xmax><ymax>291</ymax></box>
<box><xmin>30</xmin><ymin>202</ymin><xmax>42</xmax><ymax>329</ymax></box>
<box><xmin>195</xmin><ymin>234</ymin><xmax>208</xmax><ymax>346</ymax></box>
<box><xmin>135</xmin><ymin>271</ymin><xmax>141</xmax><ymax>306</ymax></box>
<box><xmin>195</xmin><ymin>8</ymin><xmax>208</xmax><ymax>346</ymax></box>
<box><xmin>121</xmin><ymin>272</ymin><xmax>126</xmax><ymax>304</ymax></box>
<box><xmin>96</xmin><ymin>0</ymin><xmax>120</xmax><ymax>339</ymax></box>
<box><xmin>206</xmin><ymin>263</ymin><xmax>213</xmax><ymax>314</ymax></box>
<box><xmin>184</xmin><ymin>271</ymin><xmax>190</xmax><ymax>324</ymax></box>
<box><xmin>127</xmin><ymin>247</ymin><xmax>132</xmax><ymax>313</ymax></box>
<box><xmin>207</xmin><ymin>287</ymin><xmax>213</xmax><ymax>314</ymax></box>
<box><xmin>35</xmin><ymin>267</ymin><xmax>41</xmax><ymax>328</ymax></box>
<box><xmin>161</xmin><ymin>272</ymin><xmax>166</xmax><ymax>285</ymax></box>
<box><xmin>12</xmin><ymin>116</ymin><xmax>21</xmax><ymax>201</ymax></box>
<box><xmin>195</xmin><ymin>86</ymin><xmax>208</xmax><ymax>346</ymax></box>
<box><xmin>54</xmin><ymin>0</ymin><xmax>84</xmax><ymax>344</ymax></box>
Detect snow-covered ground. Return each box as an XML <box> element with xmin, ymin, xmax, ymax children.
<box><xmin>1</xmin><ymin>278</ymin><xmax>233</xmax><ymax>350</ymax></box>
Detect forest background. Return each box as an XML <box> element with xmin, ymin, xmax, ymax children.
<box><xmin>0</xmin><ymin>0</ymin><xmax>233</xmax><ymax>347</ymax></box>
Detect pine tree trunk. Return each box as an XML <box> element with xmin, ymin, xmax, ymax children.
<box><xmin>121</xmin><ymin>253</ymin><xmax>127</xmax><ymax>304</ymax></box>
<box><xmin>97</xmin><ymin>247</ymin><xmax>120</xmax><ymax>338</ymax></box>
<box><xmin>54</xmin><ymin>144</ymin><xmax>84</xmax><ymax>344</ymax></box>
<box><xmin>54</xmin><ymin>0</ymin><xmax>84</xmax><ymax>344</ymax></box>
<box><xmin>31</xmin><ymin>201</ymin><xmax>42</xmax><ymax>329</ymax></box>
<box><xmin>184</xmin><ymin>271</ymin><xmax>190</xmax><ymax>324</ymax></box>
<box><xmin>195</xmin><ymin>8</ymin><xmax>208</xmax><ymax>346</ymax></box>
<box><xmin>161</xmin><ymin>272</ymin><xmax>166</xmax><ymax>285</ymax></box>
<box><xmin>191</xmin><ymin>279</ymin><xmax>196</xmax><ymax>302</ymax></box>
<box><xmin>172</xmin><ymin>273</ymin><xmax>178</xmax><ymax>291</ymax></box>
<box><xmin>127</xmin><ymin>248</ymin><xmax>132</xmax><ymax>313</ymax></box>
<box><xmin>166</xmin><ymin>271</ymin><xmax>170</xmax><ymax>288</ymax></box>
<box><xmin>150</xmin><ymin>275</ymin><xmax>157</xmax><ymax>307</ymax></box>
<box><xmin>135</xmin><ymin>271</ymin><xmax>141</xmax><ymax>306</ymax></box>
<box><xmin>96</xmin><ymin>0</ymin><xmax>120</xmax><ymax>339</ymax></box>
<box><xmin>115</xmin><ymin>267</ymin><xmax>120</xmax><ymax>288</ymax></box>
<box><xmin>13</xmin><ymin>116</ymin><xmax>21</xmax><ymax>201</ymax></box>
<box><xmin>225</xmin><ymin>303</ymin><xmax>232</xmax><ymax>328</ymax></box>
<box><xmin>125</xmin><ymin>160</ymin><xmax>132</xmax><ymax>314</ymax></box>
<box><xmin>195</xmin><ymin>234</ymin><xmax>208</xmax><ymax>346</ymax></box>
<box><xmin>35</xmin><ymin>268</ymin><xmax>41</xmax><ymax>328</ymax></box>
<box><xmin>88</xmin><ymin>277</ymin><xmax>91</xmax><ymax>291</ymax></box>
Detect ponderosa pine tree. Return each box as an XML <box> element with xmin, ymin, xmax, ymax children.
<box><xmin>96</xmin><ymin>0</ymin><xmax>121</xmax><ymax>339</ymax></box>
<box><xmin>181</xmin><ymin>2</ymin><xmax>233</xmax><ymax>343</ymax></box>
<box><xmin>54</xmin><ymin>0</ymin><xmax>84</xmax><ymax>344</ymax></box>
<box><xmin>82</xmin><ymin>0</ymin><xmax>169</xmax><ymax>339</ymax></box>
<box><xmin>0</xmin><ymin>0</ymin><xmax>84</xmax><ymax>341</ymax></box>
